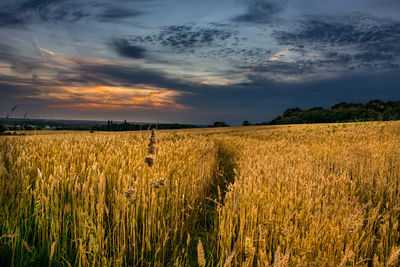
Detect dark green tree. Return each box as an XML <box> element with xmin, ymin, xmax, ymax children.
<box><xmin>212</xmin><ymin>121</ymin><xmax>229</xmax><ymax>127</ymax></box>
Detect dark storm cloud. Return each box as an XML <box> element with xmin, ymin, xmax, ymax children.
<box><xmin>68</xmin><ymin>59</ymin><xmax>197</xmax><ymax>93</ymax></box>
<box><xmin>97</xmin><ymin>7</ymin><xmax>142</xmax><ymax>22</ymax></box>
<box><xmin>0</xmin><ymin>42</ymin><xmax>47</xmax><ymax>73</ymax></box>
<box><xmin>111</xmin><ymin>39</ymin><xmax>146</xmax><ymax>59</ymax></box>
<box><xmin>233</xmin><ymin>0</ymin><xmax>287</xmax><ymax>24</ymax></box>
<box><xmin>132</xmin><ymin>25</ymin><xmax>234</xmax><ymax>50</ymax></box>
<box><xmin>0</xmin><ymin>10</ymin><xmax>25</xmax><ymax>26</ymax></box>
<box><xmin>274</xmin><ymin>14</ymin><xmax>400</xmax><ymax>68</ymax></box>
<box><xmin>0</xmin><ymin>0</ymin><xmax>149</xmax><ymax>26</ymax></box>
<box><xmin>0</xmin><ymin>74</ymin><xmax>57</xmax><ymax>98</ymax></box>
<box><xmin>79</xmin><ymin>63</ymin><xmax>173</xmax><ymax>87</ymax></box>
<box><xmin>0</xmin><ymin>0</ymin><xmax>89</xmax><ymax>26</ymax></box>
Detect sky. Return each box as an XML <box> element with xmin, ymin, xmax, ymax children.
<box><xmin>0</xmin><ymin>0</ymin><xmax>399</xmax><ymax>125</ymax></box>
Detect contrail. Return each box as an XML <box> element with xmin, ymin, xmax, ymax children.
<box><xmin>34</xmin><ymin>36</ymin><xmax>47</xmax><ymax>61</ymax></box>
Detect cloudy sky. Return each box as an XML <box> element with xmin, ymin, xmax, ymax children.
<box><xmin>0</xmin><ymin>0</ymin><xmax>399</xmax><ymax>125</ymax></box>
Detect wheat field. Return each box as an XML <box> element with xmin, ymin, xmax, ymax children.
<box><xmin>1</xmin><ymin>121</ymin><xmax>399</xmax><ymax>266</ymax></box>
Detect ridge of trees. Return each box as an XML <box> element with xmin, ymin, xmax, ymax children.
<box><xmin>265</xmin><ymin>99</ymin><xmax>400</xmax><ymax>125</ymax></box>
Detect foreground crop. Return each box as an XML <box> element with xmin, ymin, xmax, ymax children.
<box><xmin>1</xmin><ymin>122</ymin><xmax>399</xmax><ymax>266</ymax></box>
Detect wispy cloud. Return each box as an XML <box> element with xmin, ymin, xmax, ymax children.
<box><xmin>268</xmin><ymin>46</ymin><xmax>291</xmax><ymax>61</ymax></box>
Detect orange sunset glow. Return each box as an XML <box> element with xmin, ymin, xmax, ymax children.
<box><xmin>26</xmin><ymin>85</ymin><xmax>190</xmax><ymax>110</ymax></box>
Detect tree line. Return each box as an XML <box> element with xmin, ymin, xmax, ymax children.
<box><xmin>92</xmin><ymin>120</ymin><xmax>198</xmax><ymax>131</ymax></box>
<box><xmin>265</xmin><ymin>99</ymin><xmax>400</xmax><ymax>125</ymax></box>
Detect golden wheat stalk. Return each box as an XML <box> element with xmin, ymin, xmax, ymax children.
<box><xmin>223</xmin><ymin>250</ymin><xmax>235</xmax><ymax>267</ymax></box>
<box><xmin>387</xmin><ymin>247</ymin><xmax>400</xmax><ymax>266</ymax></box>
<box><xmin>197</xmin><ymin>239</ymin><xmax>206</xmax><ymax>267</ymax></box>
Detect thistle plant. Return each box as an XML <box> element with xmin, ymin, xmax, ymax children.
<box><xmin>145</xmin><ymin>155</ymin><xmax>154</xmax><ymax>167</ymax></box>
<box><xmin>145</xmin><ymin>129</ymin><xmax>157</xmax><ymax>166</ymax></box>
<box><xmin>148</xmin><ymin>129</ymin><xmax>156</xmax><ymax>154</ymax></box>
